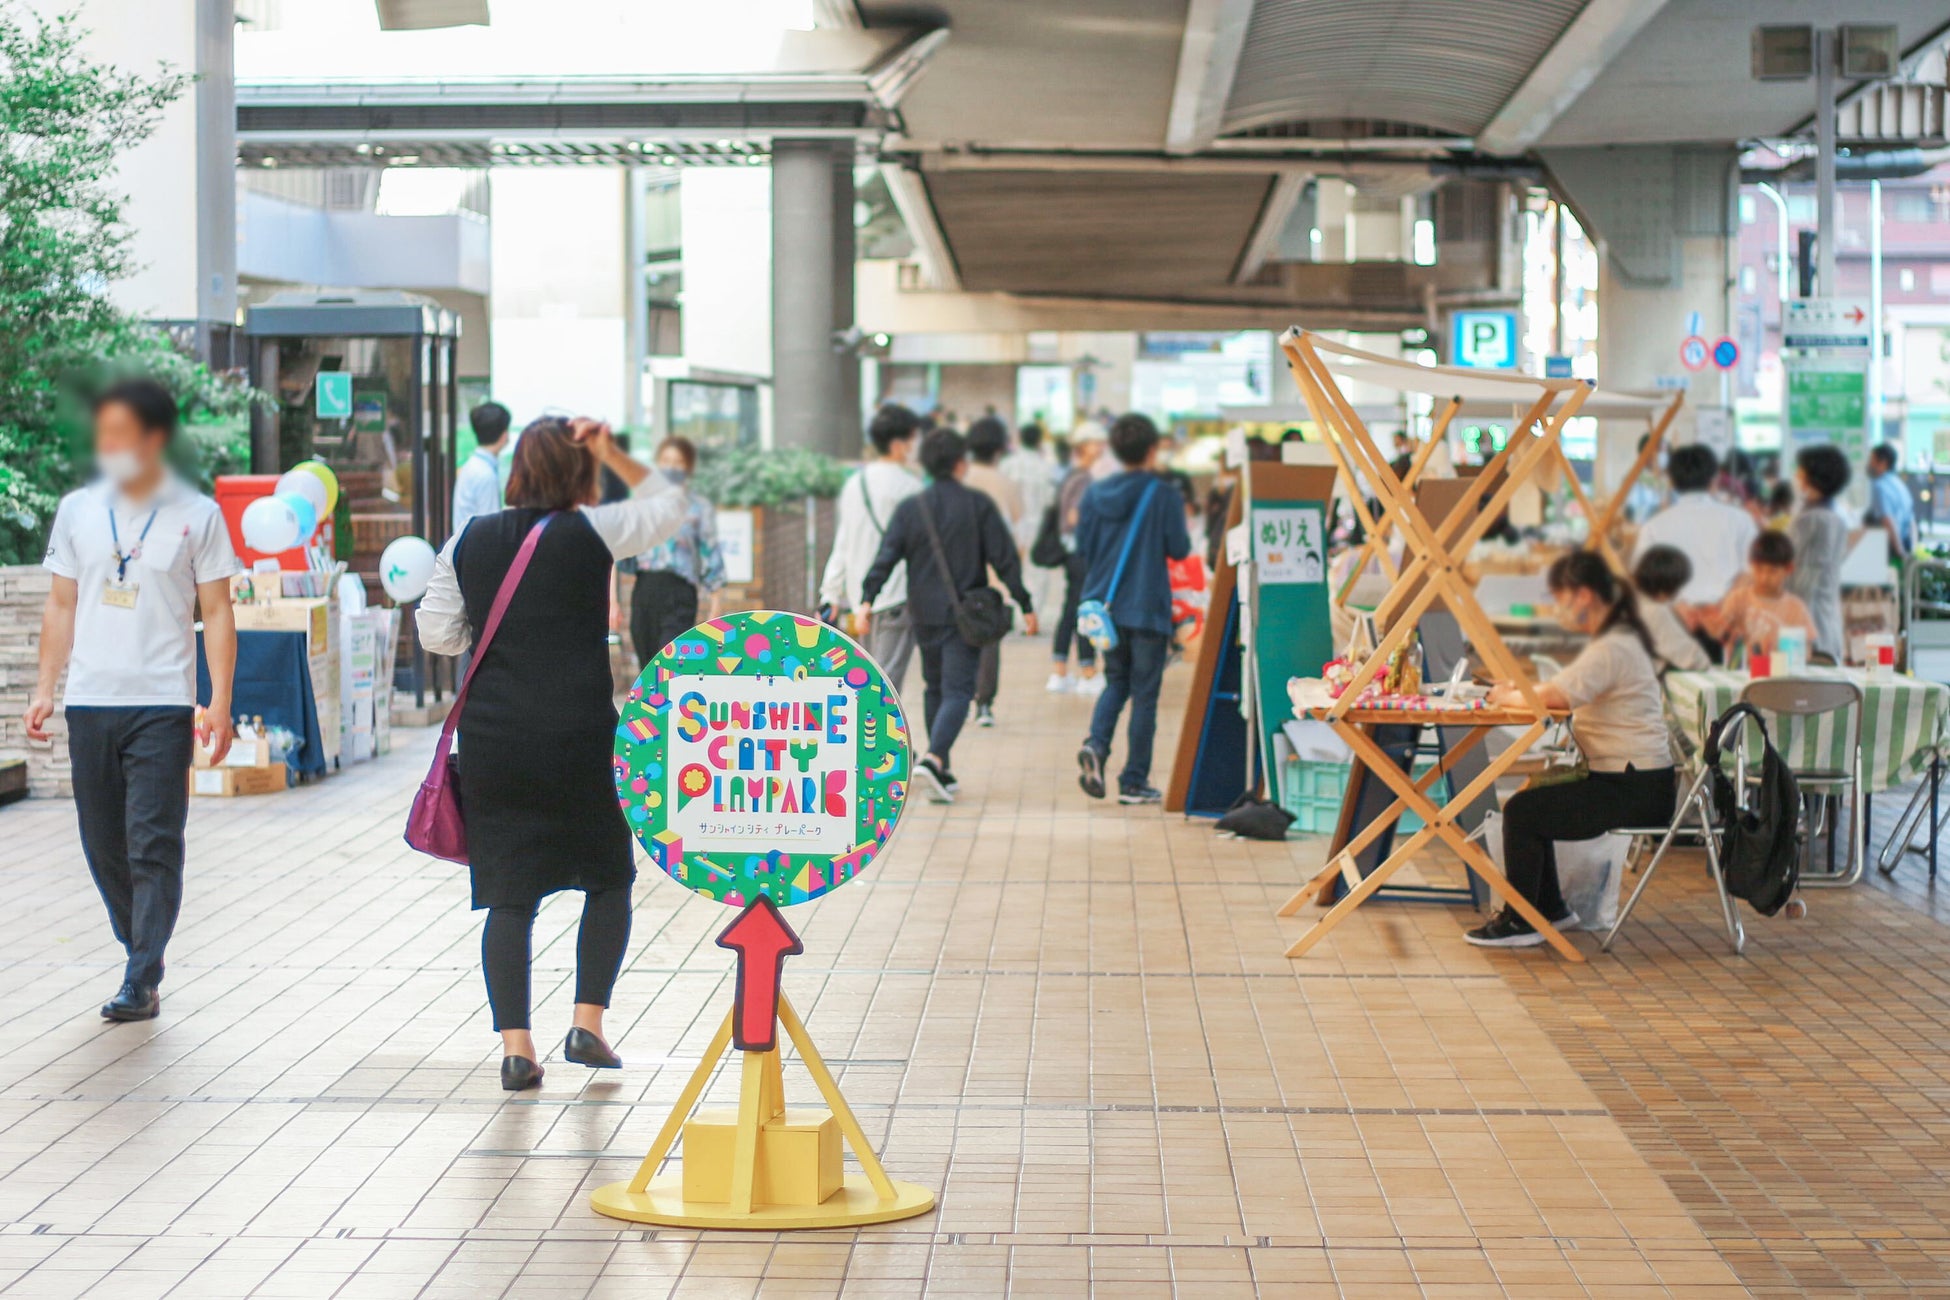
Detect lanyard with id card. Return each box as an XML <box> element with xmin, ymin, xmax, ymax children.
<box><xmin>104</xmin><ymin>498</ymin><xmax>159</xmax><ymax>609</ymax></box>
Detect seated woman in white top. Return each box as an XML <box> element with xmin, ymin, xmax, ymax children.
<box><xmin>1473</xmin><ymin>551</ymin><xmax>1677</xmax><ymax>948</ymax></box>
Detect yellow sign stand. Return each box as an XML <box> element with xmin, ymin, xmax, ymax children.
<box><xmin>589</xmin><ymin>993</ymin><xmax>935</xmax><ymax>1229</ymax></box>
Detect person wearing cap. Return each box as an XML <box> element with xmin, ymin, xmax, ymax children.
<box><xmin>1049</xmin><ymin>422</ymin><xmax>1109</xmax><ymax>695</ymax></box>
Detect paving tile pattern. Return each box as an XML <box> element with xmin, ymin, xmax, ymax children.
<box><xmin>12</xmin><ymin>638</ymin><xmax>1944</xmax><ymax>1295</ymax></box>
<box><xmin>1485</xmin><ymin>806</ymin><xmax>1950</xmax><ymax>1297</ymax></box>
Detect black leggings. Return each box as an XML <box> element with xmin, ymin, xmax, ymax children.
<box><xmin>1051</xmin><ymin>551</ymin><xmax>1096</xmax><ymax>666</ymax></box>
<box><xmin>1501</xmin><ymin>766</ymin><xmax>1676</xmax><ymax>919</ymax></box>
<box><xmin>482</xmin><ymin>886</ymin><xmax>632</xmax><ymax>1031</ymax></box>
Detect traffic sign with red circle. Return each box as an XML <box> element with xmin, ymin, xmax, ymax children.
<box><xmin>1679</xmin><ymin>335</ymin><xmax>1710</xmax><ymax>370</ymax></box>
<box><xmin>1711</xmin><ymin>337</ymin><xmax>1740</xmax><ymax>370</ymax></box>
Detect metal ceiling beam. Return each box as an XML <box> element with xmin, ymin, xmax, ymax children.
<box><xmin>1164</xmin><ymin>0</ymin><xmax>1255</xmax><ymax>154</ymax></box>
<box><xmin>1475</xmin><ymin>0</ymin><xmax>1672</xmax><ymax>156</ymax></box>
<box><xmin>879</xmin><ymin>163</ymin><xmax>961</xmax><ymax>290</ymax></box>
<box><xmin>1231</xmin><ymin>171</ymin><xmax>1310</xmax><ymax>284</ymax></box>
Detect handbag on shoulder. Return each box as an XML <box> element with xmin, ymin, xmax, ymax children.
<box><xmin>404</xmin><ymin>513</ymin><xmax>555</xmax><ymax>864</ymax></box>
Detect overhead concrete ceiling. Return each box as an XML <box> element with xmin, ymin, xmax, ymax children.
<box><xmin>1540</xmin><ymin>0</ymin><xmax>1950</xmax><ymax>146</ymax></box>
<box><xmin>924</xmin><ymin>169</ymin><xmax>1276</xmax><ymax>299</ymax></box>
<box><xmin>1222</xmin><ymin>0</ymin><xmax>1587</xmax><ymax>138</ymax></box>
<box><xmin>856</xmin><ymin>0</ymin><xmax>1186</xmax><ymax>150</ymax></box>
<box><xmin>861</xmin><ymin>0</ymin><xmax>1949</xmax><ymax>317</ymax></box>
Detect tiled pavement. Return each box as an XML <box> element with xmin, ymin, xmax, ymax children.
<box><xmin>0</xmin><ymin>640</ymin><xmax>1946</xmax><ymax>1296</ymax></box>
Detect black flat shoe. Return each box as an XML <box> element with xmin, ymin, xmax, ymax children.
<box><xmin>101</xmin><ymin>982</ymin><xmax>159</xmax><ymax>1022</ymax></box>
<box><xmin>564</xmin><ymin>1027</ymin><xmax>622</xmax><ymax>1069</ymax></box>
<box><xmin>500</xmin><ymin>1055</ymin><xmax>544</xmax><ymax>1091</ymax></box>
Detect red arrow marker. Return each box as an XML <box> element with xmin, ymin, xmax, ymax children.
<box><xmin>1844</xmin><ymin>307</ymin><xmax>1866</xmax><ymax>324</ymax></box>
<box><xmin>716</xmin><ymin>896</ymin><xmax>803</xmax><ymax>1052</ymax></box>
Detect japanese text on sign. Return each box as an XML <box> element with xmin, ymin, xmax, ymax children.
<box><xmin>667</xmin><ymin>675</ymin><xmax>858</xmax><ymax>855</ymax></box>
<box><xmin>1252</xmin><ymin>507</ymin><xmax>1325</xmax><ymax>585</ymax></box>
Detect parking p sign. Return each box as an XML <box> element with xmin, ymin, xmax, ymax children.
<box><xmin>1451</xmin><ymin>311</ymin><xmax>1517</xmax><ymax>370</ymax></box>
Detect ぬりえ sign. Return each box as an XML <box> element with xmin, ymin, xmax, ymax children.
<box><xmin>1253</xmin><ymin>506</ymin><xmax>1325</xmax><ymax>585</ymax></box>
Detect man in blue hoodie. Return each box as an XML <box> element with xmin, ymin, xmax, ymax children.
<box><xmin>1074</xmin><ymin>414</ymin><xmax>1191</xmax><ymax>804</ymax></box>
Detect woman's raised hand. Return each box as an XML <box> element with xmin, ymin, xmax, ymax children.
<box><xmin>570</xmin><ymin>417</ymin><xmax>613</xmax><ymax>456</ymax></box>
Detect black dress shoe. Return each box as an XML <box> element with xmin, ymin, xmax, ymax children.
<box><xmin>101</xmin><ymin>982</ymin><xmax>159</xmax><ymax>1022</ymax></box>
<box><xmin>500</xmin><ymin>1055</ymin><xmax>544</xmax><ymax>1091</ymax></box>
<box><xmin>564</xmin><ymin>1027</ymin><xmax>622</xmax><ymax>1069</ymax></box>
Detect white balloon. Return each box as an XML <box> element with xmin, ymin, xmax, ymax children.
<box><xmin>275</xmin><ymin>469</ymin><xmax>329</xmax><ymax>519</ymax></box>
<box><xmin>241</xmin><ymin>495</ymin><xmax>301</xmax><ymax>554</ymax></box>
<box><xmin>379</xmin><ymin>535</ymin><xmax>438</xmax><ymax>603</ymax></box>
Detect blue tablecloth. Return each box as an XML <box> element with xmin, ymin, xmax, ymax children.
<box><xmin>196</xmin><ymin>629</ymin><xmax>328</xmax><ymax>778</ymax></box>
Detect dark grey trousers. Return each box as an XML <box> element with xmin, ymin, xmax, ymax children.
<box><xmin>67</xmin><ymin>706</ymin><xmax>194</xmax><ymax>989</ymax></box>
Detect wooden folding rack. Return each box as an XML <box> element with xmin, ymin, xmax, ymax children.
<box><xmin>1274</xmin><ymin>328</ymin><xmax>1593</xmax><ymax>962</ymax></box>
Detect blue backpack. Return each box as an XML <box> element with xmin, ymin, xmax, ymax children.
<box><xmin>1074</xmin><ymin>479</ymin><xmax>1161</xmax><ymax>654</ymax></box>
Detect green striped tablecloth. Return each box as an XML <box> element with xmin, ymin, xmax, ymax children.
<box><xmin>1664</xmin><ymin>669</ymin><xmax>1949</xmax><ymax>793</ymax></box>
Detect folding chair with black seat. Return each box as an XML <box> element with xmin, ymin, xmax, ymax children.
<box><xmin>1600</xmin><ymin>712</ymin><xmax>1750</xmax><ymax>956</ymax></box>
<box><xmin>1740</xmin><ymin>676</ymin><xmax>1865</xmax><ymax>887</ymax></box>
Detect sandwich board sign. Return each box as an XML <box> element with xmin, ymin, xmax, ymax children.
<box><xmin>596</xmin><ymin>609</ymin><xmax>933</xmax><ymax>1230</ymax></box>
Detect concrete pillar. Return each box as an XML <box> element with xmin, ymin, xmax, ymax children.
<box><xmin>40</xmin><ymin>0</ymin><xmax>237</xmax><ymax>360</ymax></box>
<box><xmin>1594</xmin><ymin>234</ymin><xmax>1732</xmax><ymax>485</ymax></box>
<box><xmin>771</xmin><ymin>140</ymin><xmax>856</xmax><ymax>456</ymax></box>
<box><xmin>831</xmin><ymin>150</ymin><xmax>860</xmax><ymax>447</ymax></box>
<box><xmin>194</xmin><ymin>0</ymin><xmax>236</xmax><ymax>360</ymax></box>
<box><xmin>1540</xmin><ymin>144</ymin><xmax>1737</xmax><ymax>494</ymax></box>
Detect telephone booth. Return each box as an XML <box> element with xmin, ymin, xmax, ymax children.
<box><xmin>245</xmin><ymin>290</ymin><xmax>462</xmax><ymax>704</ymax></box>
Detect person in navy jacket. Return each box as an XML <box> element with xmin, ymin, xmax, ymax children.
<box><xmin>1073</xmin><ymin>414</ymin><xmax>1191</xmax><ymax>805</ymax></box>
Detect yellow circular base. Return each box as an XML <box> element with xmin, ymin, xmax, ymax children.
<box><xmin>589</xmin><ymin>1174</ymin><xmax>935</xmax><ymax>1230</ymax></box>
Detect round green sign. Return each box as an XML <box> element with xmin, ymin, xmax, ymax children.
<box><xmin>614</xmin><ymin>610</ymin><xmax>912</xmax><ymax>907</ymax></box>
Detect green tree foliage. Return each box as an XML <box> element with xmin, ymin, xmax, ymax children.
<box><xmin>0</xmin><ymin>4</ymin><xmax>255</xmax><ymax>564</ymax></box>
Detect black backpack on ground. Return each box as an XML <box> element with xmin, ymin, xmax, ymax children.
<box><xmin>1702</xmin><ymin>703</ymin><xmax>1800</xmax><ymax>915</ymax></box>
<box><xmin>1216</xmin><ymin>790</ymin><xmax>1295</xmax><ymax>841</ymax></box>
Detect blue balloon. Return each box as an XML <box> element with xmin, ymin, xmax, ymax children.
<box><xmin>278</xmin><ymin>491</ymin><xmax>318</xmax><ymax>543</ymax></box>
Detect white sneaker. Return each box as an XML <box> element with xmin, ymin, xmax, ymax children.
<box><xmin>1045</xmin><ymin>673</ymin><xmax>1072</xmax><ymax>694</ymax></box>
<box><xmin>1076</xmin><ymin>674</ymin><xmax>1106</xmax><ymax>698</ymax></box>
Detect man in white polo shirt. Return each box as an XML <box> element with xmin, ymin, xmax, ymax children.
<box><xmin>25</xmin><ymin>379</ymin><xmax>242</xmax><ymax>1022</ymax></box>
<box><xmin>1631</xmin><ymin>444</ymin><xmax>1756</xmax><ymax>607</ymax></box>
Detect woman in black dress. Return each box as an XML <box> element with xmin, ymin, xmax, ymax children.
<box><xmin>418</xmin><ymin>417</ymin><xmax>685</xmax><ymax>1090</ymax></box>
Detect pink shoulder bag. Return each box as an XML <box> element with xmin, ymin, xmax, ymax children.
<box><xmin>405</xmin><ymin>513</ymin><xmax>555</xmax><ymax>864</ymax></box>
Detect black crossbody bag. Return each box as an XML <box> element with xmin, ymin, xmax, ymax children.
<box><xmin>916</xmin><ymin>494</ymin><xmax>1011</xmax><ymax>647</ymax></box>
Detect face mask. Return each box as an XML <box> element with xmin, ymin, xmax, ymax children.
<box><xmin>97</xmin><ymin>450</ymin><xmax>145</xmax><ymax>486</ymax></box>
<box><xmin>1552</xmin><ymin>599</ymin><xmax>1584</xmax><ymax>632</ymax></box>
<box><xmin>661</xmin><ymin>466</ymin><xmax>689</xmax><ymax>487</ymax></box>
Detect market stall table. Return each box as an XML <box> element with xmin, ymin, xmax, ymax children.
<box><xmin>1275</xmin><ymin>327</ymin><xmax>1592</xmax><ymax>961</ymax></box>
<box><xmin>1283</xmin><ymin>705</ymin><xmax>1583</xmax><ymax>962</ymax></box>
<box><xmin>1665</xmin><ymin>668</ymin><xmax>1947</xmax><ymax>795</ymax></box>
<box><xmin>1668</xmin><ymin>666</ymin><xmax>1949</xmax><ymax>882</ymax></box>
<box><xmin>197</xmin><ymin>629</ymin><xmax>329</xmax><ymax>780</ymax></box>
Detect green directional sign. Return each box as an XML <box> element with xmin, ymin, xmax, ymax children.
<box><xmin>315</xmin><ymin>371</ymin><xmax>353</xmax><ymax>420</ymax></box>
<box><xmin>1785</xmin><ymin>365</ymin><xmax>1867</xmax><ymax>462</ymax></box>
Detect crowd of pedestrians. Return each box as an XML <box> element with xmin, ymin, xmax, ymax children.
<box><xmin>22</xmin><ymin>382</ymin><xmax>1200</xmax><ymax>1081</ymax></box>
<box><xmin>830</xmin><ymin>402</ymin><xmax>1200</xmax><ymax>807</ymax></box>
<box><xmin>47</xmin><ymin>367</ymin><xmax>1915</xmax><ymax>1072</ymax></box>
